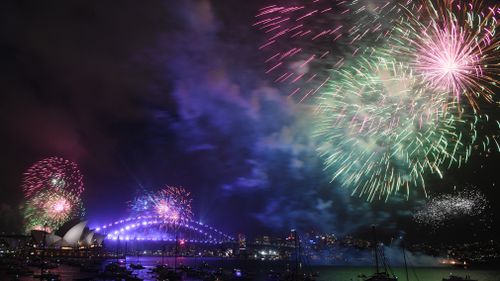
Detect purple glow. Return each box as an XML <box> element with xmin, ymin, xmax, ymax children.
<box><xmin>96</xmin><ymin>215</ymin><xmax>234</xmax><ymax>243</ymax></box>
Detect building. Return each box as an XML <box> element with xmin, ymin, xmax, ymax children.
<box><xmin>31</xmin><ymin>219</ymin><xmax>105</xmax><ymax>249</ymax></box>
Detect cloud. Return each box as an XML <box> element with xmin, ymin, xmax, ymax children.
<box><xmin>148</xmin><ymin>0</ymin><xmax>426</xmax><ymax>237</ymax></box>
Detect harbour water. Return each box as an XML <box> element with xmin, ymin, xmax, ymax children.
<box><xmin>11</xmin><ymin>256</ymin><xmax>500</xmax><ymax>281</ymax></box>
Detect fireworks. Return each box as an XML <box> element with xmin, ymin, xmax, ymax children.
<box><xmin>21</xmin><ymin>157</ymin><xmax>85</xmax><ymax>233</ymax></box>
<box><xmin>387</xmin><ymin>0</ymin><xmax>500</xmax><ymax>108</ymax></box>
<box><xmin>130</xmin><ymin>186</ymin><xmax>193</xmax><ymax>224</ymax></box>
<box><xmin>22</xmin><ymin>157</ymin><xmax>84</xmax><ymax>198</ymax></box>
<box><xmin>23</xmin><ymin>189</ymin><xmax>84</xmax><ymax>233</ymax></box>
<box><xmin>413</xmin><ymin>188</ymin><xmax>489</xmax><ymax>228</ymax></box>
<box><xmin>129</xmin><ymin>190</ymin><xmax>156</xmax><ymax>215</ymax></box>
<box><xmin>255</xmin><ymin>0</ymin><xmax>499</xmax><ymax>106</ymax></box>
<box><xmin>254</xmin><ymin>0</ymin><xmax>414</xmax><ymax>102</ymax></box>
<box><xmin>255</xmin><ymin>1</ymin><xmax>499</xmax><ymax>201</ymax></box>
<box><xmin>313</xmin><ymin>55</ymin><xmax>482</xmax><ymax>200</ymax></box>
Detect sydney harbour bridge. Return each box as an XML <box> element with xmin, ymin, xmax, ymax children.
<box><xmin>94</xmin><ymin>215</ymin><xmax>235</xmax><ymax>245</ymax></box>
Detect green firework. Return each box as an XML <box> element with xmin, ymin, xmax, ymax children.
<box><xmin>23</xmin><ymin>189</ymin><xmax>85</xmax><ymax>233</ymax></box>
<box><xmin>313</xmin><ymin>55</ymin><xmax>483</xmax><ymax>201</ymax></box>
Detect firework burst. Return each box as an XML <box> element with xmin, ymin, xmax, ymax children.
<box><xmin>387</xmin><ymin>0</ymin><xmax>500</xmax><ymax>108</ymax></box>
<box><xmin>313</xmin><ymin>55</ymin><xmax>483</xmax><ymax>201</ymax></box>
<box><xmin>129</xmin><ymin>190</ymin><xmax>156</xmax><ymax>216</ymax></box>
<box><xmin>23</xmin><ymin>189</ymin><xmax>84</xmax><ymax>233</ymax></box>
<box><xmin>130</xmin><ymin>186</ymin><xmax>193</xmax><ymax>224</ymax></box>
<box><xmin>21</xmin><ymin>157</ymin><xmax>84</xmax><ymax>198</ymax></box>
<box><xmin>152</xmin><ymin>186</ymin><xmax>193</xmax><ymax>223</ymax></box>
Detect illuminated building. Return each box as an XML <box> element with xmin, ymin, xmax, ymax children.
<box><xmin>31</xmin><ymin>219</ymin><xmax>105</xmax><ymax>249</ymax></box>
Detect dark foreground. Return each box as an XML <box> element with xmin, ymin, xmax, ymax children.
<box><xmin>4</xmin><ymin>256</ymin><xmax>500</xmax><ymax>281</ymax></box>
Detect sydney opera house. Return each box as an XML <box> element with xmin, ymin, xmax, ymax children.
<box><xmin>31</xmin><ymin>219</ymin><xmax>105</xmax><ymax>250</ymax></box>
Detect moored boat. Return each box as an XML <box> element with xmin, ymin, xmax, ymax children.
<box><xmin>442</xmin><ymin>274</ymin><xmax>478</xmax><ymax>281</ymax></box>
<box><xmin>363</xmin><ymin>226</ymin><xmax>397</xmax><ymax>281</ymax></box>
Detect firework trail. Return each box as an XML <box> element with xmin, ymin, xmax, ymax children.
<box><xmin>254</xmin><ymin>0</ymin><xmax>415</xmax><ymax>102</ymax></box>
<box><xmin>413</xmin><ymin>188</ymin><xmax>490</xmax><ymax>229</ymax></box>
<box><xmin>313</xmin><ymin>55</ymin><xmax>487</xmax><ymax>201</ymax></box>
<box><xmin>386</xmin><ymin>0</ymin><xmax>500</xmax><ymax>108</ymax></box>
<box><xmin>21</xmin><ymin>157</ymin><xmax>84</xmax><ymax>198</ymax></box>
<box><xmin>130</xmin><ymin>186</ymin><xmax>193</xmax><ymax>224</ymax></box>
<box><xmin>23</xmin><ymin>189</ymin><xmax>85</xmax><ymax>233</ymax></box>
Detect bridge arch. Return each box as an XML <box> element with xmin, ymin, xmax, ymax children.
<box><xmin>95</xmin><ymin>215</ymin><xmax>234</xmax><ymax>244</ymax></box>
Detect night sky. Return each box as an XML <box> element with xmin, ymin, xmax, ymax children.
<box><xmin>1</xmin><ymin>0</ymin><xmax>499</xmax><ymax>243</ymax></box>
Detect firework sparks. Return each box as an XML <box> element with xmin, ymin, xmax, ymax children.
<box><xmin>21</xmin><ymin>157</ymin><xmax>84</xmax><ymax>198</ymax></box>
<box><xmin>313</xmin><ymin>55</ymin><xmax>484</xmax><ymax>201</ymax></box>
<box><xmin>130</xmin><ymin>186</ymin><xmax>193</xmax><ymax>223</ymax></box>
<box><xmin>153</xmin><ymin>186</ymin><xmax>193</xmax><ymax>223</ymax></box>
<box><xmin>23</xmin><ymin>189</ymin><xmax>85</xmax><ymax>233</ymax></box>
<box><xmin>129</xmin><ymin>190</ymin><xmax>156</xmax><ymax>215</ymax></box>
<box><xmin>387</xmin><ymin>0</ymin><xmax>500</xmax><ymax>108</ymax></box>
<box><xmin>414</xmin><ymin>188</ymin><xmax>489</xmax><ymax>228</ymax></box>
<box><xmin>254</xmin><ymin>0</ymin><xmax>414</xmax><ymax>102</ymax></box>
<box><xmin>256</xmin><ymin>0</ymin><xmax>499</xmax><ymax>201</ymax></box>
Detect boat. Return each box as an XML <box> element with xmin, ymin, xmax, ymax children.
<box><xmin>33</xmin><ymin>271</ymin><xmax>61</xmax><ymax>281</ymax></box>
<box><xmin>152</xmin><ymin>264</ymin><xmax>182</xmax><ymax>281</ymax></box>
<box><xmin>364</xmin><ymin>272</ymin><xmax>398</xmax><ymax>281</ymax></box>
<box><xmin>442</xmin><ymin>274</ymin><xmax>478</xmax><ymax>281</ymax></box>
<box><xmin>129</xmin><ymin>263</ymin><xmax>145</xmax><ymax>270</ymax></box>
<box><xmin>231</xmin><ymin>268</ymin><xmax>255</xmax><ymax>280</ymax></box>
<box><xmin>284</xmin><ymin>230</ymin><xmax>318</xmax><ymax>281</ymax></box>
<box><xmin>99</xmin><ymin>262</ymin><xmax>135</xmax><ymax>279</ymax></box>
<box><xmin>363</xmin><ymin>226</ymin><xmax>397</xmax><ymax>281</ymax></box>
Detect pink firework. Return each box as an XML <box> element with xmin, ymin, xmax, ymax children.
<box><xmin>44</xmin><ymin>195</ymin><xmax>72</xmax><ymax>221</ymax></box>
<box><xmin>254</xmin><ymin>0</ymin><xmax>413</xmax><ymax>102</ymax></box>
<box><xmin>415</xmin><ymin>24</ymin><xmax>481</xmax><ymax>94</ymax></box>
<box><xmin>21</xmin><ymin>157</ymin><xmax>84</xmax><ymax>198</ymax></box>
<box><xmin>390</xmin><ymin>0</ymin><xmax>499</xmax><ymax>108</ymax></box>
<box><xmin>23</xmin><ymin>189</ymin><xmax>85</xmax><ymax>232</ymax></box>
<box><xmin>152</xmin><ymin>186</ymin><xmax>193</xmax><ymax>223</ymax></box>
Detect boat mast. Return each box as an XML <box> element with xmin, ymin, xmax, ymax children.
<box><xmin>116</xmin><ymin>235</ymin><xmax>120</xmax><ymax>263</ymax></box>
<box><xmin>41</xmin><ymin>223</ymin><xmax>48</xmax><ymax>277</ymax></box>
<box><xmin>293</xmin><ymin>229</ymin><xmax>299</xmax><ymax>281</ymax></box>
<box><xmin>401</xmin><ymin>236</ymin><xmax>409</xmax><ymax>281</ymax></box>
<box><xmin>372</xmin><ymin>225</ymin><xmax>379</xmax><ymax>274</ymax></box>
